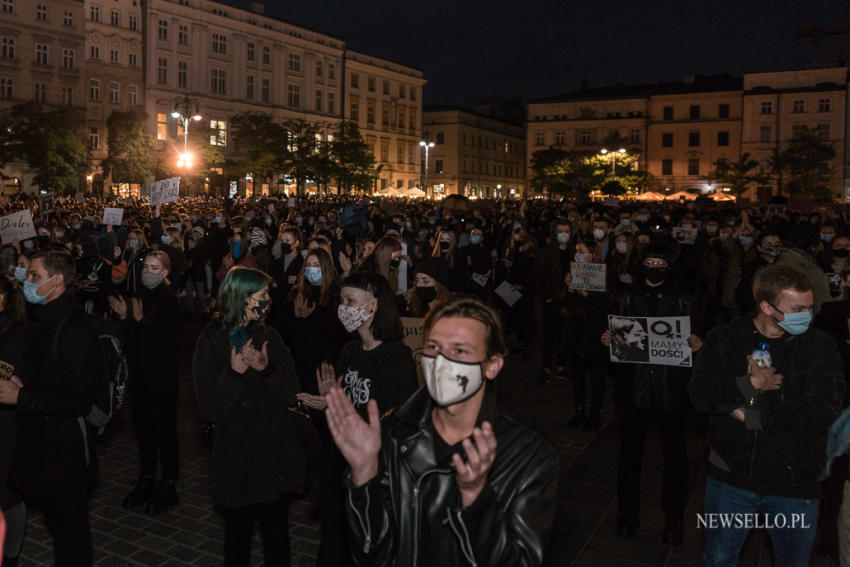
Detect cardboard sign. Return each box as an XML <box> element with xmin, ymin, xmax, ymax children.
<box><xmin>103</xmin><ymin>207</ymin><xmax>124</xmax><ymax>226</ymax></box>
<box><xmin>401</xmin><ymin>317</ymin><xmax>425</xmax><ymax>384</ymax></box>
<box><xmin>0</xmin><ymin>360</ymin><xmax>13</xmax><ymax>380</ymax></box>
<box><xmin>608</xmin><ymin>315</ymin><xmax>692</xmax><ymax>367</ymax></box>
<box><xmin>0</xmin><ymin>209</ymin><xmax>37</xmax><ymax>244</ymax></box>
<box><xmin>569</xmin><ymin>262</ymin><xmax>607</xmax><ymax>292</ymax></box>
<box><xmin>672</xmin><ymin>226</ymin><xmax>698</xmax><ymax>245</ymax></box>
<box><xmin>150</xmin><ymin>177</ymin><xmax>180</xmax><ymax>205</ymax></box>
<box><xmin>471</xmin><ymin>271</ymin><xmax>490</xmax><ymax>288</ymax></box>
<box><xmin>494</xmin><ymin>280</ymin><xmax>522</xmax><ymax>307</ymax></box>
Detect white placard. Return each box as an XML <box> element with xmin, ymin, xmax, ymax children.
<box><xmin>494</xmin><ymin>280</ymin><xmax>522</xmax><ymax>307</ymax></box>
<box><xmin>0</xmin><ymin>209</ymin><xmax>37</xmax><ymax>244</ymax></box>
<box><xmin>569</xmin><ymin>262</ymin><xmax>607</xmax><ymax>292</ymax></box>
<box><xmin>287</xmin><ymin>197</ymin><xmax>296</xmax><ymax>208</ymax></box>
<box><xmin>608</xmin><ymin>315</ymin><xmax>692</xmax><ymax>367</ymax></box>
<box><xmin>672</xmin><ymin>226</ymin><xmax>698</xmax><ymax>245</ymax></box>
<box><xmin>103</xmin><ymin>207</ymin><xmax>124</xmax><ymax>226</ymax></box>
<box><xmin>150</xmin><ymin>177</ymin><xmax>180</xmax><ymax>205</ymax></box>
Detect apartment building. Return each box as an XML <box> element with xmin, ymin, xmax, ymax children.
<box><xmin>423</xmin><ymin>106</ymin><xmax>526</xmax><ymax>198</ymax></box>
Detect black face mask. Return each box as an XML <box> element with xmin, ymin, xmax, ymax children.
<box><xmin>389</xmin><ymin>259</ymin><xmax>400</xmax><ymax>271</ymax></box>
<box><xmin>439</xmin><ymin>241</ymin><xmax>450</xmax><ymax>251</ymax></box>
<box><xmin>250</xmin><ymin>299</ymin><xmax>271</xmax><ymax>320</ymax></box>
<box><xmin>416</xmin><ymin>285</ymin><xmax>437</xmax><ymax>304</ymax></box>
<box><xmin>280</xmin><ymin>242</ymin><xmax>292</xmax><ymax>256</ymax></box>
<box><xmin>834</xmin><ymin>248</ymin><xmax>850</xmax><ymax>259</ymax></box>
<box><xmin>643</xmin><ymin>266</ymin><xmax>669</xmax><ymax>285</ymax></box>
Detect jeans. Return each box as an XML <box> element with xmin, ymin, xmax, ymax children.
<box><xmin>702</xmin><ymin>476</ymin><xmax>819</xmax><ymax>567</ymax></box>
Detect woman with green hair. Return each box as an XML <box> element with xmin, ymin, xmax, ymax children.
<box><xmin>192</xmin><ymin>266</ymin><xmax>303</xmax><ymax>567</ymax></box>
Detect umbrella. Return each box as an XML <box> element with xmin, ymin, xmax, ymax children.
<box><xmin>406</xmin><ymin>187</ymin><xmax>426</xmax><ymax>197</ymax></box>
<box><xmin>666</xmin><ymin>191</ymin><xmax>697</xmax><ymax>201</ymax></box>
<box><xmin>378</xmin><ymin>187</ymin><xmax>401</xmax><ymax>196</ymax></box>
<box><xmin>441</xmin><ymin>194</ymin><xmax>472</xmax><ymax>212</ymax></box>
<box><xmin>634</xmin><ymin>191</ymin><xmax>666</xmax><ymax>201</ymax></box>
<box><xmin>711</xmin><ymin>193</ymin><xmax>736</xmax><ymax>202</ymax></box>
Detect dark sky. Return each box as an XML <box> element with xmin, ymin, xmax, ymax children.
<box><xmin>225</xmin><ymin>0</ymin><xmax>847</xmax><ymax>105</ymax></box>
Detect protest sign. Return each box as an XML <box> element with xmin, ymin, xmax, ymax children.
<box><xmin>150</xmin><ymin>177</ymin><xmax>180</xmax><ymax>205</ymax></box>
<box><xmin>103</xmin><ymin>207</ymin><xmax>124</xmax><ymax>226</ymax></box>
<box><xmin>569</xmin><ymin>262</ymin><xmax>607</xmax><ymax>292</ymax></box>
<box><xmin>607</xmin><ymin>315</ymin><xmax>692</xmax><ymax>367</ymax></box>
<box><xmin>287</xmin><ymin>197</ymin><xmax>296</xmax><ymax>208</ymax></box>
<box><xmin>672</xmin><ymin>226</ymin><xmax>698</xmax><ymax>245</ymax></box>
<box><xmin>401</xmin><ymin>317</ymin><xmax>425</xmax><ymax>384</ymax></box>
<box><xmin>494</xmin><ymin>280</ymin><xmax>522</xmax><ymax>307</ymax></box>
<box><xmin>39</xmin><ymin>192</ymin><xmax>55</xmax><ymax>213</ymax></box>
<box><xmin>0</xmin><ymin>209</ymin><xmax>36</xmax><ymax>244</ymax></box>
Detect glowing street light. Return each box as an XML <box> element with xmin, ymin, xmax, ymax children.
<box><xmin>176</xmin><ymin>152</ymin><xmax>194</xmax><ymax>168</ymax></box>
<box><xmin>171</xmin><ymin>96</ymin><xmax>202</xmax><ymax>169</ymax></box>
<box><xmin>600</xmin><ymin>147</ymin><xmax>627</xmax><ymax>176</ymax></box>
<box><xmin>419</xmin><ymin>140</ymin><xmax>435</xmax><ymax>198</ymax></box>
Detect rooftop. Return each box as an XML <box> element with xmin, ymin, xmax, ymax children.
<box><xmin>531</xmin><ymin>75</ymin><xmax>744</xmax><ymax>104</ymax></box>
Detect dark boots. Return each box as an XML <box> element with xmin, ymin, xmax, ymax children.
<box><xmin>123</xmin><ymin>476</ymin><xmax>156</xmax><ymax>509</ymax></box>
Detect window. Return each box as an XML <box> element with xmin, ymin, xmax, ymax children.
<box><xmin>89</xmin><ymin>79</ymin><xmax>100</xmax><ymax>101</ymax></box>
<box><xmin>64</xmin><ymin>10</ymin><xmax>73</xmax><ymax>26</ymax></box>
<box><xmin>436</xmin><ymin>132</ymin><xmax>445</xmax><ymax>145</ymax></box>
<box><xmin>760</xmin><ymin>125</ymin><xmax>772</xmax><ymax>143</ymax></box>
<box><xmin>210</xmin><ymin>120</ymin><xmax>227</xmax><ymax>146</ymax></box>
<box><xmin>630</xmin><ymin>129</ymin><xmax>640</xmax><ymax>143</ymax></box>
<box><xmin>261</xmin><ymin>78</ymin><xmax>269</xmax><ymax>102</ymax></box>
<box><xmin>663</xmin><ymin>106</ymin><xmax>673</xmax><ymax>120</ymax></box>
<box><xmin>89</xmin><ymin>127</ymin><xmax>100</xmax><ymax>150</ymax></box>
<box><xmin>688</xmin><ymin>132</ymin><xmax>700</xmax><ymax>147</ymax></box>
<box><xmin>819</xmin><ymin>98</ymin><xmax>831</xmax><ymax>112</ymax></box>
<box><xmin>129</xmin><ymin>14</ymin><xmax>136</xmax><ymax>30</ymax></box>
<box><xmin>381</xmin><ymin>107</ymin><xmax>388</xmax><ymax>126</ymax></box>
<box><xmin>555</xmin><ymin>131</ymin><xmax>565</xmax><ymax>145</ymax></box>
<box><xmin>0</xmin><ymin>0</ymin><xmax>12</xmax><ymax>14</ymax></box>
<box><xmin>0</xmin><ymin>77</ymin><xmax>11</xmax><ymax>100</ymax></box>
<box><xmin>688</xmin><ymin>159</ymin><xmax>699</xmax><ymax>176</ymax></box>
<box><xmin>367</xmin><ymin>77</ymin><xmax>375</xmax><ymax>92</ymax></box>
<box><xmin>328</xmin><ymin>63</ymin><xmax>335</xmax><ymax>80</ymax></box>
<box><xmin>246</xmin><ymin>41</ymin><xmax>254</xmax><ymax>61</ymax></box>
<box><xmin>793</xmin><ymin>100</ymin><xmax>805</xmax><ymax>113</ymax></box>
<box><xmin>90</xmin><ymin>5</ymin><xmax>99</xmax><ymax>22</ymax></box>
<box><xmin>109</xmin><ymin>49</ymin><xmax>119</xmax><ymax>63</ymax></box>
<box><xmin>158</xmin><ymin>20</ymin><xmax>168</xmax><ymax>41</ymax></box>
<box><xmin>327</xmin><ymin>92</ymin><xmax>334</xmax><ymax>114</ymax></box>
<box><xmin>315</xmin><ymin>60</ymin><xmax>322</xmax><ymax>77</ymax></box>
<box><xmin>398</xmin><ymin>111</ymin><xmax>404</xmax><ymax>129</ymax></box>
<box><xmin>662</xmin><ymin>132</ymin><xmax>673</xmax><ymax>147</ymax></box>
<box><xmin>350</xmin><ymin>99</ymin><xmax>358</xmax><ymax>120</ymax></box>
<box><xmin>718</xmin><ymin>103</ymin><xmax>730</xmax><ymax>118</ymax></box>
<box><xmin>792</xmin><ymin>124</ymin><xmax>805</xmax><ymax>139</ymax></box>
<box><xmin>127</xmin><ymin>84</ymin><xmax>136</xmax><ymax>105</ymax></box>
<box><xmin>212</xmin><ymin>33</ymin><xmax>226</xmax><ymax>54</ymax></box>
<box><xmin>211</xmin><ymin>68</ymin><xmax>226</xmax><ymax>95</ymax></box>
<box><xmin>90</xmin><ymin>45</ymin><xmax>100</xmax><ymax>60</ymax></box>
<box><xmin>351</xmin><ymin>73</ymin><xmax>359</xmax><ymax>88</ymax></box>
<box><xmin>397</xmin><ymin>144</ymin><xmax>403</xmax><ymax>164</ymax></box>
<box><xmin>399</xmin><ymin>85</ymin><xmax>405</xmax><ymax>99</ymax></box>
<box><xmin>287</xmin><ymin>84</ymin><xmax>299</xmax><ymax>107</ymax></box>
<box><xmin>63</xmin><ymin>49</ymin><xmax>74</xmax><ymax>69</ymax></box>
<box><xmin>262</xmin><ymin>46</ymin><xmax>270</xmax><ymax>64</ymax></box>
<box><xmin>689</xmin><ymin>105</ymin><xmax>700</xmax><ymax>119</ymax></box>
<box><xmin>662</xmin><ymin>159</ymin><xmax>673</xmax><ymax>175</ymax></box>
<box><xmin>179</xmin><ymin>25</ymin><xmax>189</xmax><ymax>46</ymax></box>
<box><xmin>108</xmin><ymin>82</ymin><xmax>118</xmax><ymax>104</ymax></box>
<box><xmin>382</xmin><ymin>80</ymin><xmax>389</xmax><ymax>95</ymax></box>
<box><xmin>288</xmin><ymin>53</ymin><xmax>300</xmax><ymax>72</ymax></box>
<box><xmin>110</xmin><ymin>9</ymin><xmax>119</xmax><ymax>26</ymax></box>
<box><xmin>717</xmin><ymin>131</ymin><xmax>730</xmax><ymax>146</ymax></box>
<box><xmin>381</xmin><ymin>142</ymin><xmax>388</xmax><ymax>162</ymax></box>
<box><xmin>157</xmin><ymin>58</ymin><xmax>167</xmax><ymax>84</ymax></box>
<box><xmin>435</xmin><ymin>159</ymin><xmax>443</xmax><ymax>173</ymax></box>
<box><xmin>61</xmin><ymin>86</ymin><xmax>72</xmax><ymax>106</ymax></box>
<box><xmin>580</xmin><ymin>129</ymin><xmax>593</xmax><ymax>144</ymax></box>
<box><xmin>366</xmin><ymin>102</ymin><xmax>375</xmax><ymax>123</ymax></box>
<box><xmin>816</xmin><ymin>124</ymin><xmax>830</xmax><ymax>140</ymax></box>
<box><xmin>34</xmin><ymin>82</ymin><xmax>46</xmax><ymax>103</ymax></box>
<box><xmin>246</xmin><ymin>76</ymin><xmax>254</xmax><ymax>99</ymax></box>
<box><xmin>315</xmin><ymin>89</ymin><xmax>321</xmax><ymax>111</ymax></box>
<box><xmin>156</xmin><ymin>113</ymin><xmax>167</xmax><ymax>140</ymax></box>
<box><xmin>409</xmin><ymin>109</ymin><xmax>415</xmax><ymax>130</ymax></box>
<box><xmin>761</xmin><ymin>101</ymin><xmax>773</xmax><ymax>115</ymax></box>
<box><xmin>128</xmin><ymin>52</ymin><xmax>137</xmax><ymax>66</ymax></box>
<box><xmin>178</xmin><ymin>61</ymin><xmax>187</xmax><ymax>89</ymax></box>
<box><xmin>410</xmin><ymin>88</ymin><xmax>416</xmax><ymax>102</ymax></box>
<box><xmin>1</xmin><ymin>38</ymin><xmax>14</xmax><ymax>59</ymax></box>
<box><xmin>36</xmin><ymin>4</ymin><xmax>47</xmax><ymax>21</ymax></box>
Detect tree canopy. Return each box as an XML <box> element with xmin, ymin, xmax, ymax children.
<box><xmin>101</xmin><ymin>110</ymin><xmax>155</xmax><ymax>184</ymax></box>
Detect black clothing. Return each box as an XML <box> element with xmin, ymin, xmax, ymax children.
<box><xmin>336</xmin><ymin>339</ymin><xmax>418</xmax><ymax>418</ymax></box>
<box><xmin>221</xmin><ymin>493</ymin><xmax>293</xmax><ymax>567</ymax></box>
<box><xmin>0</xmin><ymin>314</ymin><xmax>25</xmax><ymax>511</ymax></box>
<box><xmin>122</xmin><ymin>247</ymin><xmax>149</xmax><ymax>297</ymax></box>
<box><xmin>345</xmin><ymin>386</ymin><xmax>559</xmax><ymax>567</ymax></box>
<box><xmin>735</xmin><ymin>256</ymin><xmax>773</xmax><ymax>314</ymax></box>
<box><xmin>268</xmin><ymin>253</ymin><xmax>304</xmax><ymax>330</ymax></box>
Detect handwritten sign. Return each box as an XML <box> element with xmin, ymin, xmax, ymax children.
<box><xmin>401</xmin><ymin>317</ymin><xmax>425</xmax><ymax>384</ymax></box>
<box><xmin>0</xmin><ymin>209</ymin><xmax>36</xmax><ymax>244</ymax></box>
<box><xmin>608</xmin><ymin>315</ymin><xmax>692</xmax><ymax>367</ymax></box>
<box><xmin>569</xmin><ymin>262</ymin><xmax>607</xmax><ymax>292</ymax></box>
<box><xmin>103</xmin><ymin>207</ymin><xmax>124</xmax><ymax>226</ymax></box>
<box><xmin>150</xmin><ymin>177</ymin><xmax>180</xmax><ymax>205</ymax></box>
<box><xmin>672</xmin><ymin>226</ymin><xmax>698</xmax><ymax>245</ymax></box>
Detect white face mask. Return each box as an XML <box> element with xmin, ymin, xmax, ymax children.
<box><xmin>593</xmin><ymin>228</ymin><xmax>606</xmax><ymax>241</ymax></box>
<box><xmin>616</xmin><ymin>242</ymin><xmax>628</xmax><ymax>254</ymax></box>
<box><xmin>337</xmin><ymin>299</ymin><xmax>375</xmax><ymax>333</ymax></box>
<box><xmin>422</xmin><ymin>353</ymin><xmax>485</xmax><ymax>407</ymax></box>
<box><xmin>574</xmin><ymin>252</ymin><xmax>590</xmax><ymax>263</ymax></box>
<box><xmin>556</xmin><ymin>232</ymin><xmax>570</xmax><ymax>244</ymax></box>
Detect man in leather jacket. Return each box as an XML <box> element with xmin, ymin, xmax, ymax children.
<box><xmin>325</xmin><ymin>296</ymin><xmax>559</xmax><ymax>566</ymax></box>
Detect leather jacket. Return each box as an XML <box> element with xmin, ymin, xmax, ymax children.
<box><xmin>345</xmin><ymin>385</ymin><xmax>559</xmax><ymax>567</ymax></box>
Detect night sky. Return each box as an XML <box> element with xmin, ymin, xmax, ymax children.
<box><xmin>224</xmin><ymin>0</ymin><xmax>846</xmax><ymax>105</ymax></box>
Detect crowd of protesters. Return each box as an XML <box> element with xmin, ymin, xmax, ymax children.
<box><xmin>0</xmin><ymin>190</ymin><xmax>847</xmax><ymax>566</ymax></box>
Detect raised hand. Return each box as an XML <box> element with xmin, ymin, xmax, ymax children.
<box><xmin>241</xmin><ymin>340</ymin><xmax>269</xmax><ymax>372</ymax></box>
<box><xmin>108</xmin><ymin>295</ymin><xmax>128</xmax><ymax>320</ymax></box>
<box><xmin>294</xmin><ymin>293</ymin><xmax>316</xmax><ymax>319</ymax></box>
<box><xmin>130</xmin><ymin>297</ymin><xmax>144</xmax><ymax>322</ymax></box>
<box><xmin>325</xmin><ymin>388</ymin><xmax>381</xmax><ymax>486</ymax></box>
<box><xmin>316</xmin><ymin>361</ymin><xmax>341</xmax><ymax>395</ymax></box>
<box><xmin>230</xmin><ymin>346</ymin><xmax>250</xmax><ymax>375</ymax></box>
<box><xmin>338</xmin><ymin>251</ymin><xmax>352</xmax><ymax>278</ymax></box>
<box><xmin>452</xmin><ymin>421</ymin><xmax>498</xmax><ymax>507</ymax></box>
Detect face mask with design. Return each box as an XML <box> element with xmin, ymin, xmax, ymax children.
<box><xmin>422</xmin><ymin>353</ymin><xmax>485</xmax><ymax>407</ymax></box>
<box><xmin>248</xmin><ymin>297</ymin><xmax>271</xmax><ymax>320</ymax></box>
<box><xmin>23</xmin><ymin>276</ymin><xmax>55</xmax><ymax>305</ymax></box>
<box><xmin>141</xmin><ymin>271</ymin><xmax>164</xmax><ymax>289</ymax></box>
<box><xmin>556</xmin><ymin>232</ymin><xmax>570</xmax><ymax>244</ymax></box>
<box><xmin>771</xmin><ymin>304</ymin><xmax>812</xmax><ymax>335</ymax></box>
<box><xmin>337</xmin><ymin>299</ymin><xmax>375</xmax><ymax>333</ymax></box>
<box><xmin>14</xmin><ymin>266</ymin><xmax>27</xmax><ymax>283</ymax></box>
<box><xmin>304</xmin><ymin>266</ymin><xmax>322</xmax><ymax>284</ymax></box>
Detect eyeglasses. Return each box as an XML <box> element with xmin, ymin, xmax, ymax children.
<box><xmin>644</xmin><ymin>259</ymin><xmax>668</xmax><ymax>268</ymax></box>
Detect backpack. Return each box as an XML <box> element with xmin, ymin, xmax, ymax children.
<box><xmin>53</xmin><ymin>312</ymin><xmax>129</xmax><ymax>434</ymax></box>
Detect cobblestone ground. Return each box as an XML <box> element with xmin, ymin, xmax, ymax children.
<box><xmin>17</xmin><ymin>317</ymin><xmax>841</xmax><ymax>566</ymax></box>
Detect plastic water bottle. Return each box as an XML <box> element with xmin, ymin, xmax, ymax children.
<box><xmin>748</xmin><ymin>342</ymin><xmax>771</xmax><ymax>409</ymax></box>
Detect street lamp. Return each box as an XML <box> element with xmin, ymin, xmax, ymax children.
<box><xmin>419</xmin><ymin>140</ymin><xmax>435</xmax><ymax>199</ymax></box>
<box><xmin>171</xmin><ymin>96</ymin><xmax>202</xmax><ymax>169</ymax></box>
<box><xmin>600</xmin><ymin>147</ymin><xmax>627</xmax><ymax>176</ymax></box>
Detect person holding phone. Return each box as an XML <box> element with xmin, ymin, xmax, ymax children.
<box><xmin>192</xmin><ymin>267</ymin><xmax>302</xmax><ymax>567</ymax></box>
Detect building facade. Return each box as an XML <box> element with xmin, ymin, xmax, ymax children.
<box><xmin>423</xmin><ymin>106</ymin><xmax>526</xmax><ymax>198</ymax></box>
<box><xmin>527</xmin><ymin>68</ymin><xmax>849</xmax><ymax>201</ymax></box>
<box><xmin>0</xmin><ymin>0</ymin><xmax>86</xmax><ymax>194</ymax></box>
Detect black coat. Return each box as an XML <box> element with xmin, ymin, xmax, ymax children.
<box><xmin>13</xmin><ymin>293</ymin><xmax>99</xmax><ymax>496</ymax></box>
<box><xmin>345</xmin><ymin>386</ymin><xmax>559</xmax><ymax>567</ymax></box>
<box><xmin>192</xmin><ymin>321</ymin><xmax>304</xmax><ymax>508</ymax></box>
<box><xmin>124</xmin><ymin>283</ymin><xmax>180</xmax><ymax>391</ymax></box>
<box><xmin>0</xmin><ymin>314</ymin><xmax>25</xmax><ymax>509</ymax></box>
